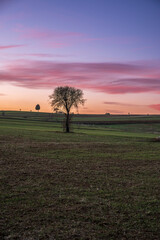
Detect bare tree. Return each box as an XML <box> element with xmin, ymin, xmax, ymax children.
<box><xmin>49</xmin><ymin>86</ymin><xmax>85</xmax><ymax>133</ymax></box>
<box><xmin>35</xmin><ymin>104</ymin><xmax>40</xmax><ymax>112</ymax></box>
<box><xmin>54</xmin><ymin>107</ymin><xmax>59</xmax><ymax>113</ymax></box>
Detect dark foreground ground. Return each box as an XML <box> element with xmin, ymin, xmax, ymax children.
<box><xmin>0</xmin><ymin>118</ymin><xmax>160</xmax><ymax>239</ymax></box>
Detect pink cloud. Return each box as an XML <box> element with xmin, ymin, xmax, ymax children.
<box><xmin>14</xmin><ymin>27</ymin><xmax>83</xmax><ymax>48</ymax></box>
<box><xmin>149</xmin><ymin>104</ymin><xmax>160</xmax><ymax>111</ymax></box>
<box><xmin>0</xmin><ymin>44</ymin><xmax>26</xmax><ymax>50</ymax></box>
<box><xmin>23</xmin><ymin>53</ymin><xmax>55</xmax><ymax>58</ymax></box>
<box><xmin>115</xmin><ymin>78</ymin><xmax>160</xmax><ymax>86</ymax></box>
<box><xmin>15</xmin><ymin>27</ymin><xmax>83</xmax><ymax>40</ymax></box>
<box><xmin>15</xmin><ymin>53</ymin><xmax>73</xmax><ymax>58</ymax></box>
<box><xmin>0</xmin><ymin>60</ymin><xmax>160</xmax><ymax>95</ymax></box>
<box><xmin>83</xmin><ymin>84</ymin><xmax>153</xmax><ymax>94</ymax></box>
<box><xmin>46</xmin><ymin>42</ymin><xmax>68</xmax><ymax>48</ymax></box>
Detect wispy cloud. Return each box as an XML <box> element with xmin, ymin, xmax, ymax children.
<box><xmin>15</xmin><ymin>27</ymin><xmax>83</xmax><ymax>40</ymax></box>
<box><xmin>149</xmin><ymin>104</ymin><xmax>160</xmax><ymax>111</ymax></box>
<box><xmin>23</xmin><ymin>53</ymin><xmax>55</xmax><ymax>58</ymax></box>
<box><xmin>46</xmin><ymin>42</ymin><xmax>68</xmax><ymax>48</ymax></box>
<box><xmin>0</xmin><ymin>60</ymin><xmax>160</xmax><ymax>95</ymax></box>
<box><xmin>103</xmin><ymin>101</ymin><xmax>137</xmax><ymax>106</ymax></box>
<box><xmin>21</xmin><ymin>53</ymin><xmax>73</xmax><ymax>58</ymax></box>
<box><xmin>83</xmin><ymin>36</ymin><xmax>138</xmax><ymax>44</ymax></box>
<box><xmin>0</xmin><ymin>44</ymin><xmax>26</xmax><ymax>50</ymax></box>
<box><xmin>14</xmin><ymin>27</ymin><xmax>83</xmax><ymax>48</ymax></box>
<box><xmin>14</xmin><ymin>26</ymin><xmax>138</xmax><ymax>49</ymax></box>
<box><xmin>8</xmin><ymin>53</ymin><xmax>74</xmax><ymax>58</ymax></box>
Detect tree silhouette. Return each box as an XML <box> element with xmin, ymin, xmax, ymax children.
<box><xmin>54</xmin><ymin>107</ymin><xmax>59</xmax><ymax>113</ymax></box>
<box><xmin>49</xmin><ymin>86</ymin><xmax>85</xmax><ymax>133</ymax></box>
<box><xmin>35</xmin><ymin>104</ymin><xmax>40</xmax><ymax>112</ymax></box>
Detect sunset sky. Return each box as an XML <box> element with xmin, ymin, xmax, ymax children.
<box><xmin>0</xmin><ymin>0</ymin><xmax>160</xmax><ymax>114</ymax></box>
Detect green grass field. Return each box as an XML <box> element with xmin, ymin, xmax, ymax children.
<box><xmin>0</xmin><ymin>115</ymin><xmax>160</xmax><ymax>239</ymax></box>
<box><xmin>1</xmin><ymin>110</ymin><xmax>160</xmax><ymax>123</ymax></box>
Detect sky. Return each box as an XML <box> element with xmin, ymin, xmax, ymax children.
<box><xmin>0</xmin><ymin>0</ymin><xmax>160</xmax><ymax>114</ymax></box>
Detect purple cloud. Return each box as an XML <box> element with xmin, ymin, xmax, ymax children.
<box><xmin>22</xmin><ymin>53</ymin><xmax>72</xmax><ymax>58</ymax></box>
<box><xmin>0</xmin><ymin>60</ymin><xmax>160</xmax><ymax>95</ymax></box>
<box><xmin>0</xmin><ymin>44</ymin><xmax>26</xmax><ymax>50</ymax></box>
<box><xmin>15</xmin><ymin>27</ymin><xmax>83</xmax><ymax>40</ymax></box>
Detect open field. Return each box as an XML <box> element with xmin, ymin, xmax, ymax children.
<box><xmin>1</xmin><ymin>110</ymin><xmax>160</xmax><ymax>124</ymax></box>
<box><xmin>0</xmin><ymin>116</ymin><xmax>160</xmax><ymax>239</ymax></box>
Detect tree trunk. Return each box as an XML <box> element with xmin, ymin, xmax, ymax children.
<box><xmin>65</xmin><ymin>112</ymin><xmax>70</xmax><ymax>133</ymax></box>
